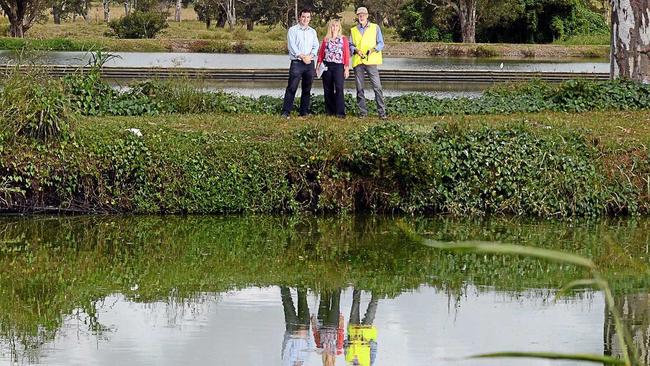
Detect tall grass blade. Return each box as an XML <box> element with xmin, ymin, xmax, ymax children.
<box><xmin>420</xmin><ymin>239</ymin><xmax>596</xmax><ymax>269</ymax></box>
<box><xmin>555</xmin><ymin>279</ymin><xmax>601</xmax><ymax>300</ymax></box>
<box><xmin>471</xmin><ymin>351</ymin><xmax>625</xmax><ymax>365</ymax></box>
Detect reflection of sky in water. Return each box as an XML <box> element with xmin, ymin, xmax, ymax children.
<box><xmin>0</xmin><ymin>51</ymin><xmax>609</xmax><ymax>73</ymax></box>
<box><xmin>204</xmin><ymin>87</ymin><xmax>482</xmax><ymax>99</ymax></box>
<box><xmin>112</xmin><ymin>81</ymin><xmax>484</xmax><ymax>98</ymax></box>
<box><xmin>4</xmin><ymin>286</ymin><xmax>603</xmax><ymax>366</ymax></box>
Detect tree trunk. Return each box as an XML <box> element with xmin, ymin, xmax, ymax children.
<box><xmin>9</xmin><ymin>22</ymin><xmax>24</xmax><ymax>37</ymax></box>
<box><xmin>103</xmin><ymin>0</ymin><xmax>110</xmax><ymax>22</ymax></box>
<box><xmin>610</xmin><ymin>0</ymin><xmax>650</xmax><ymax>82</ymax></box>
<box><xmin>246</xmin><ymin>18</ymin><xmax>253</xmax><ymax>31</ymax></box>
<box><xmin>53</xmin><ymin>6</ymin><xmax>61</xmax><ymax>24</ymax></box>
<box><xmin>124</xmin><ymin>0</ymin><xmax>130</xmax><ymax>16</ymax></box>
<box><xmin>294</xmin><ymin>0</ymin><xmax>297</xmax><ymax>24</ymax></box>
<box><xmin>206</xmin><ymin>17</ymin><xmax>211</xmax><ymax>28</ymax></box>
<box><xmin>0</xmin><ymin>0</ymin><xmax>40</xmax><ymax>37</ymax></box>
<box><xmin>223</xmin><ymin>0</ymin><xmax>235</xmax><ymax>29</ymax></box>
<box><xmin>458</xmin><ymin>0</ymin><xmax>477</xmax><ymax>43</ymax></box>
<box><xmin>174</xmin><ymin>0</ymin><xmax>181</xmax><ymax>21</ymax></box>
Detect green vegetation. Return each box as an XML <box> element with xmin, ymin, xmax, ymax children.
<box><xmin>51</xmin><ymin>68</ymin><xmax>650</xmax><ymax>117</ymax></box>
<box><xmin>0</xmin><ymin>1</ymin><xmax>611</xmax><ymax>56</ymax></box>
<box><xmin>0</xmin><ymin>68</ymin><xmax>649</xmax><ymax>216</ymax></box>
<box><xmin>1</xmin><ymin>110</ymin><xmax>650</xmax><ymax>216</ymax></box>
<box><xmin>0</xmin><ymin>72</ymin><xmax>72</xmax><ymax>141</ymax></box>
<box><xmin>107</xmin><ymin>11</ymin><xmax>169</xmax><ymax>39</ymax></box>
<box><xmin>397</xmin><ymin>0</ymin><xmax>609</xmax><ymax>43</ymax></box>
<box><xmin>554</xmin><ymin>33</ymin><xmax>611</xmax><ymax>46</ymax></box>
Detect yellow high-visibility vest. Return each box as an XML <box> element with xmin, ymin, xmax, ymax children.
<box><xmin>350</xmin><ymin>23</ymin><xmax>383</xmax><ymax>67</ymax></box>
<box><xmin>345</xmin><ymin>325</ymin><xmax>377</xmax><ymax>366</ymax></box>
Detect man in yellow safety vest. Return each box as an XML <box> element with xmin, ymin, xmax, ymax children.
<box><xmin>349</xmin><ymin>7</ymin><xmax>387</xmax><ymax>119</ymax></box>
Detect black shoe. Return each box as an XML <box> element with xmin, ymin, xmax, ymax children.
<box><xmin>298</xmin><ymin>113</ymin><xmax>312</xmax><ymax>118</ymax></box>
<box><xmin>281</xmin><ymin>112</ymin><xmax>290</xmax><ymax>119</ymax></box>
<box><xmin>380</xmin><ymin>115</ymin><xmax>388</xmax><ymax>120</ymax></box>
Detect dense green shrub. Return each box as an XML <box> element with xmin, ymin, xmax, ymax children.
<box><xmin>399</xmin><ymin>0</ymin><xmax>609</xmax><ymax>43</ymax></box>
<box><xmin>58</xmin><ymin>72</ymin><xmax>650</xmax><ymax>118</ymax></box>
<box><xmin>0</xmin><ymin>73</ymin><xmax>72</xmax><ymax>141</ymax></box>
<box><xmin>344</xmin><ymin>123</ymin><xmax>613</xmax><ymax>215</ymax></box>
<box><xmin>397</xmin><ymin>1</ymin><xmax>451</xmax><ymax>42</ymax></box>
<box><xmin>478</xmin><ymin>0</ymin><xmax>609</xmax><ymax>43</ymax></box>
<box><xmin>107</xmin><ymin>12</ymin><xmax>168</xmax><ymax>39</ymax></box>
<box><xmin>1</xmin><ymin>118</ymin><xmax>647</xmax><ymax>216</ymax></box>
<box><xmin>12</xmin><ymin>60</ymin><xmax>638</xmax><ymax>120</ymax></box>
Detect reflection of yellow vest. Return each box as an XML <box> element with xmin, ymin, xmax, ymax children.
<box><xmin>345</xmin><ymin>325</ymin><xmax>377</xmax><ymax>366</ymax></box>
<box><xmin>350</xmin><ymin>23</ymin><xmax>383</xmax><ymax>67</ymax></box>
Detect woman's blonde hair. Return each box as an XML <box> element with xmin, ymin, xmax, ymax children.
<box><xmin>324</xmin><ymin>19</ymin><xmax>343</xmax><ymax>41</ymax></box>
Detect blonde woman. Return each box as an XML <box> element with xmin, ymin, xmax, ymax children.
<box><xmin>316</xmin><ymin>19</ymin><xmax>351</xmax><ymax>118</ymax></box>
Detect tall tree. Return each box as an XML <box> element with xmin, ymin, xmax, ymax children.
<box><xmin>194</xmin><ymin>0</ymin><xmax>224</xmax><ymax>27</ymax></box>
<box><xmin>610</xmin><ymin>0</ymin><xmax>650</xmax><ymax>82</ymax></box>
<box><xmin>220</xmin><ymin>0</ymin><xmax>236</xmax><ymax>28</ymax></box>
<box><xmin>103</xmin><ymin>0</ymin><xmax>110</xmax><ymax>21</ymax></box>
<box><xmin>425</xmin><ymin>0</ymin><xmax>477</xmax><ymax>43</ymax></box>
<box><xmin>0</xmin><ymin>0</ymin><xmax>49</xmax><ymax>36</ymax></box>
<box><xmin>51</xmin><ymin>0</ymin><xmax>89</xmax><ymax>24</ymax></box>
<box><xmin>174</xmin><ymin>0</ymin><xmax>181</xmax><ymax>20</ymax></box>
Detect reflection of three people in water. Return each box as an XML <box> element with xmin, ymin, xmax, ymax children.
<box><xmin>281</xmin><ymin>287</ymin><xmax>379</xmax><ymax>366</ymax></box>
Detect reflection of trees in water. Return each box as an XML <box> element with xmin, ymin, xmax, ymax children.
<box><xmin>1</xmin><ymin>216</ymin><xmax>650</xmax><ymax>363</ymax></box>
<box><xmin>0</xmin><ymin>329</ymin><xmax>47</xmax><ymax>365</ymax></box>
<box><xmin>605</xmin><ymin>293</ymin><xmax>650</xmax><ymax>365</ymax></box>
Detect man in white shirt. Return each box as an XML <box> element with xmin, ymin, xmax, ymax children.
<box><xmin>281</xmin><ymin>9</ymin><xmax>319</xmax><ymax>118</ymax></box>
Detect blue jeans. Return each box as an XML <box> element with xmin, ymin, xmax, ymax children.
<box><xmin>282</xmin><ymin>60</ymin><xmax>314</xmax><ymax>116</ymax></box>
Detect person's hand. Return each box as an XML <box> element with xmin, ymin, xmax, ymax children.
<box><xmin>344</xmin><ymin>68</ymin><xmax>350</xmax><ymax>79</ymax></box>
<box><xmin>302</xmin><ymin>55</ymin><xmax>313</xmax><ymax>64</ymax></box>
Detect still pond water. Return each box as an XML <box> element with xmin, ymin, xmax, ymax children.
<box><xmin>0</xmin><ymin>216</ymin><xmax>648</xmax><ymax>365</ymax></box>
<box><xmin>0</xmin><ymin>51</ymin><xmax>609</xmax><ymax>72</ymax></box>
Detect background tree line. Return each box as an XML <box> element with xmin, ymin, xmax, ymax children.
<box><xmin>0</xmin><ymin>0</ymin><xmax>617</xmax><ymax>42</ymax></box>
<box><xmin>397</xmin><ymin>0</ymin><xmax>610</xmax><ymax>43</ymax></box>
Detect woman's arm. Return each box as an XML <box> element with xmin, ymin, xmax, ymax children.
<box><xmin>343</xmin><ymin>37</ymin><xmax>350</xmax><ymax>78</ymax></box>
<box><xmin>317</xmin><ymin>39</ymin><xmax>327</xmax><ymax>65</ymax></box>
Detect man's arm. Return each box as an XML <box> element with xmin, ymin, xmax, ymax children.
<box><xmin>287</xmin><ymin>26</ymin><xmax>301</xmax><ymax>59</ymax></box>
<box><xmin>374</xmin><ymin>26</ymin><xmax>385</xmax><ymax>52</ymax></box>
<box><xmin>349</xmin><ymin>27</ymin><xmax>358</xmax><ymax>55</ymax></box>
<box><xmin>309</xmin><ymin>29</ymin><xmax>319</xmax><ymax>58</ymax></box>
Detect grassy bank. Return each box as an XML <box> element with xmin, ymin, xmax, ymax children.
<box><xmin>1</xmin><ymin>68</ymin><xmax>648</xmax><ymax>216</ymax></box>
<box><xmin>1</xmin><ymin>110</ymin><xmax>649</xmax><ymax>216</ymax></box>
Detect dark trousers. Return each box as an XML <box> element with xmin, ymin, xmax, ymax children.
<box><xmin>322</xmin><ymin>62</ymin><xmax>345</xmax><ymax>116</ymax></box>
<box><xmin>317</xmin><ymin>289</ymin><xmax>342</xmax><ymax>327</ymax></box>
<box><xmin>281</xmin><ymin>287</ymin><xmax>310</xmax><ymax>331</ymax></box>
<box><xmin>349</xmin><ymin>288</ymin><xmax>378</xmax><ymax>325</ymax></box>
<box><xmin>282</xmin><ymin>60</ymin><xmax>314</xmax><ymax>116</ymax></box>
